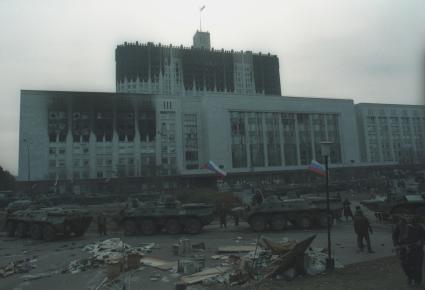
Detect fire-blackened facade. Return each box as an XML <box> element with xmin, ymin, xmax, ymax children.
<box><xmin>115</xmin><ymin>31</ymin><xmax>281</xmax><ymax>96</ymax></box>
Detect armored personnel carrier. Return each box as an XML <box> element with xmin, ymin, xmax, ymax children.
<box><xmin>117</xmin><ymin>197</ymin><xmax>214</xmax><ymax>235</ymax></box>
<box><xmin>244</xmin><ymin>196</ymin><xmax>331</xmax><ymax>232</ymax></box>
<box><xmin>361</xmin><ymin>194</ymin><xmax>425</xmax><ymax>221</ymax></box>
<box><xmin>4</xmin><ymin>206</ymin><xmax>93</xmax><ymax>241</ymax></box>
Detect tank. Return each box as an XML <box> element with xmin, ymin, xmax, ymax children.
<box><xmin>243</xmin><ymin>195</ymin><xmax>331</xmax><ymax>232</ymax></box>
<box><xmin>3</xmin><ymin>206</ymin><xmax>93</xmax><ymax>241</ymax></box>
<box><xmin>116</xmin><ymin>197</ymin><xmax>214</xmax><ymax>235</ymax></box>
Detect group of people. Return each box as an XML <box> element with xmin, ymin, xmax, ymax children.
<box><xmin>344</xmin><ymin>198</ymin><xmax>425</xmax><ymax>287</ymax></box>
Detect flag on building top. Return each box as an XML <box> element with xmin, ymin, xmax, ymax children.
<box><xmin>202</xmin><ymin>160</ymin><xmax>227</xmax><ymax>177</ymax></box>
<box><xmin>308</xmin><ymin>160</ymin><xmax>326</xmax><ymax>176</ymax></box>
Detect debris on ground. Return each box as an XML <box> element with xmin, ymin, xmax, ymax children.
<box><xmin>173</xmin><ymin>239</ymin><xmax>193</xmax><ymax>256</ymax></box>
<box><xmin>217</xmin><ymin>245</ymin><xmax>257</xmax><ymax>253</ymax></box>
<box><xmin>64</xmin><ymin>238</ymin><xmax>148</xmax><ymax>276</ymax></box>
<box><xmin>21</xmin><ymin>270</ymin><xmax>60</xmax><ymax>281</ymax></box>
<box><xmin>177</xmin><ymin>234</ymin><xmax>344</xmax><ymax>288</ymax></box>
<box><xmin>173</xmin><ymin>239</ymin><xmax>206</xmax><ymax>256</ymax></box>
<box><xmin>180</xmin><ymin>266</ymin><xmax>230</xmax><ymax>285</ymax></box>
<box><xmin>140</xmin><ymin>256</ymin><xmax>177</xmax><ymax>271</ymax></box>
<box><xmin>0</xmin><ymin>257</ymin><xmax>37</xmax><ymax>278</ymax></box>
<box><xmin>304</xmin><ymin>248</ymin><xmax>344</xmax><ymax>275</ymax></box>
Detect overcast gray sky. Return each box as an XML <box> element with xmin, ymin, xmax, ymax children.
<box><xmin>0</xmin><ymin>0</ymin><xmax>424</xmax><ymax>175</ymax></box>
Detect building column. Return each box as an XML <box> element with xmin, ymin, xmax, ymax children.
<box><xmin>277</xmin><ymin>113</ymin><xmax>285</xmax><ymax>166</ymax></box>
<box><xmin>294</xmin><ymin>114</ymin><xmax>301</xmax><ymax>165</ymax></box>
<box><xmin>261</xmin><ymin>113</ymin><xmax>268</xmax><ymax>167</ymax></box>
<box><xmin>244</xmin><ymin>113</ymin><xmax>251</xmax><ymax>168</ymax></box>
<box><xmin>309</xmin><ymin>114</ymin><xmax>316</xmax><ymax>161</ymax></box>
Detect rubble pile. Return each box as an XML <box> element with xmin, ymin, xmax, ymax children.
<box><xmin>0</xmin><ymin>257</ymin><xmax>37</xmax><ymax>278</ymax></box>
<box><xmin>65</xmin><ymin>238</ymin><xmax>152</xmax><ymax>275</ymax></box>
<box><xmin>176</xmin><ymin>234</ymin><xmax>344</xmax><ymax>288</ymax></box>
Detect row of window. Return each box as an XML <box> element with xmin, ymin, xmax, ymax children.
<box><xmin>230</xmin><ymin>111</ymin><xmax>342</xmax><ymax>168</ymax></box>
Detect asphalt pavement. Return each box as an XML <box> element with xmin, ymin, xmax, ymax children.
<box><xmin>0</xmin><ymin>218</ymin><xmax>395</xmax><ymax>290</ymax></box>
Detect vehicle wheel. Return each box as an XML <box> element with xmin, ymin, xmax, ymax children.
<box><xmin>184</xmin><ymin>218</ymin><xmax>202</xmax><ymax>234</ymax></box>
<box><xmin>140</xmin><ymin>219</ymin><xmax>156</xmax><ymax>235</ymax></box>
<box><xmin>165</xmin><ymin>219</ymin><xmax>182</xmax><ymax>235</ymax></box>
<box><xmin>30</xmin><ymin>224</ymin><xmax>43</xmax><ymax>240</ymax></box>
<box><xmin>250</xmin><ymin>215</ymin><xmax>267</xmax><ymax>232</ymax></box>
<box><xmin>16</xmin><ymin>222</ymin><xmax>28</xmax><ymax>238</ymax></box>
<box><xmin>123</xmin><ymin>220</ymin><xmax>138</xmax><ymax>236</ymax></box>
<box><xmin>6</xmin><ymin>222</ymin><xmax>15</xmax><ymax>237</ymax></box>
<box><xmin>270</xmin><ymin>214</ymin><xmax>287</xmax><ymax>231</ymax></box>
<box><xmin>43</xmin><ymin>225</ymin><xmax>56</xmax><ymax>241</ymax></box>
<box><xmin>297</xmin><ymin>216</ymin><xmax>313</xmax><ymax>229</ymax></box>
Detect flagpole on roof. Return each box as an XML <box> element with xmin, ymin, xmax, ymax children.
<box><xmin>199</xmin><ymin>5</ymin><xmax>206</xmax><ymax>31</ymax></box>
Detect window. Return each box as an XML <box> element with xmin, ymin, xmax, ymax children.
<box><xmin>248</xmin><ymin>112</ymin><xmax>265</xmax><ymax>167</ymax></box>
<box><xmin>282</xmin><ymin>113</ymin><xmax>298</xmax><ymax>166</ymax></box>
<box><xmin>230</xmin><ymin>112</ymin><xmax>247</xmax><ymax>168</ymax></box>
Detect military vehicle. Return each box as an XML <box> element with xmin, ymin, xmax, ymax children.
<box><xmin>361</xmin><ymin>194</ymin><xmax>425</xmax><ymax>221</ymax></box>
<box><xmin>117</xmin><ymin>197</ymin><xmax>214</xmax><ymax>235</ymax></box>
<box><xmin>243</xmin><ymin>195</ymin><xmax>332</xmax><ymax>232</ymax></box>
<box><xmin>301</xmin><ymin>194</ymin><xmax>343</xmax><ymax>219</ymax></box>
<box><xmin>3</xmin><ymin>206</ymin><xmax>93</xmax><ymax>241</ymax></box>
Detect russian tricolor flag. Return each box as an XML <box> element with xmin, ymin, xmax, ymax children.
<box><xmin>308</xmin><ymin>160</ymin><xmax>326</xmax><ymax>176</ymax></box>
<box><xmin>202</xmin><ymin>160</ymin><xmax>227</xmax><ymax>177</ymax></box>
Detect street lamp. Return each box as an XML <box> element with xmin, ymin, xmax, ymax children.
<box><xmin>320</xmin><ymin>141</ymin><xmax>334</xmax><ymax>270</ymax></box>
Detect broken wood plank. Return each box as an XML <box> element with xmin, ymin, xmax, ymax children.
<box><xmin>217</xmin><ymin>245</ymin><xmax>256</xmax><ymax>253</ymax></box>
<box><xmin>181</xmin><ymin>266</ymin><xmax>230</xmax><ymax>285</ymax></box>
<box><xmin>140</xmin><ymin>256</ymin><xmax>177</xmax><ymax>271</ymax></box>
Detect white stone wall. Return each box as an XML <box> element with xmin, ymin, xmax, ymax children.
<box><xmin>355</xmin><ymin>103</ymin><xmax>425</xmax><ymax>164</ymax></box>
<box><xmin>19</xmin><ymin>91</ymin><xmax>49</xmax><ymax>181</ymax></box>
<box><xmin>199</xmin><ymin>95</ymin><xmax>360</xmax><ymax>174</ymax></box>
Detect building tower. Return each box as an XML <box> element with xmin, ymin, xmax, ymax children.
<box><xmin>193</xmin><ymin>31</ymin><xmax>211</xmax><ymax>50</ymax></box>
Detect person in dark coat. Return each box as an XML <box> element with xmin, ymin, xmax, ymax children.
<box><xmin>353</xmin><ymin>207</ymin><xmax>374</xmax><ymax>253</ymax></box>
<box><xmin>219</xmin><ymin>204</ymin><xmax>227</xmax><ymax>229</ymax></box>
<box><xmin>393</xmin><ymin>216</ymin><xmax>425</xmax><ymax>287</ymax></box>
<box><xmin>251</xmin><ymin>190</ymin><xmax>264</xmax><ymax>206</ymax></box>
<box><xmin>97</xmin><ymin>212</ymin><xmax>107</xmax><ymax>236</ymax></box>
<box><xmin>342</xmin><ymin>198</ymin><xmax>353</xmax><ymax>221</ymax></box>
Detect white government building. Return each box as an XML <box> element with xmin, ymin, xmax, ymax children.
<box><xmin>18</xmin><ymin>31</ymin><xmax>425</xmax><ymax>182</ymax></box>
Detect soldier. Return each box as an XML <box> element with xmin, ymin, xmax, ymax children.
<box><xmin>342</xmin><ymin>198</ymin><xmax>353</xmax><ymax>222</ymax></box>
<box><xmin>251</xmin><ymin>190</ymin><xmax>264</xmax><ymax>206</ymax></box>
<box><xmin>97</xmin><ymin>212</ymin><xmax>107</xmax><ymax>236</ymax></box>
<box><xmin>353</xmin><ymin>206</ymin><xmax>374</xmax><ymax>253</ymax></box>
<box><xmin>234</xmin><ymin>213</ymin><xmax>239</xmax><ymax>227</ymax></box>
<box><xmin>393</xmin><ymin>216</ymin><xmax>425</xmax><ymax>287</ymax></box>
<box><xmin>219</xmin><ymin>203</ymin><xmax>227</xmax><ymax>229</ymax></box>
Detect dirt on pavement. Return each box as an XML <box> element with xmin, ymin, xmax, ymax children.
<box><xmin>215</xmin><ymin>256</ymin><xmax>410</xmax><ymax>290</ymax></box>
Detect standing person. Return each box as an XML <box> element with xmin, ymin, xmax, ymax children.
<box><xmin>234</xmin><ymin>212</ymin><xmax>239</xmax><ymax>227</ymax></box>
<box><xmin>393</xmin><ymin>216</ymin><xmax>425</xmax><ymax>287</ymax></box>
<box><xmin>251</xmin><ymin>190</ymin><xmax>264</xmax><ymax>206</ymax></box>
<box><xmin>97</xmin><ymin>212</ymin><xmax>107</xmax><ymax>236</ymax></box>
<box><xmin>353</xmin><ymin>206</ymin><xmax>374</xmax><ymax>253</ymax></box>
<box><xmin>342</xmin><ymin>198</ymin><xmax>353</xmax><ymax>222</ymax></box>
<box><xmin>219</xmin><ymin>203</ymin><xmax>227</xmax><ymax>229</ymax></box>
